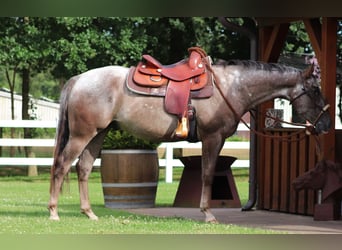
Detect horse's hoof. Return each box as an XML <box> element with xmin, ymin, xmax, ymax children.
<box><xmin>207</xmin><ymin>218</ymin><xmax>219</xmax><ymax>224</ymax></box>
<box><xmin>48</xmin><ymin>207</ymin><xmax>60</xmax><ymax>221</ymax></box>
<box><xmin>81</xmin><ymin>209</ymin><xmax>98</xmax><ymax>220</ymax></box>
<box><xmin>204</xmin><ymin>214</ymin><xmax>219</xmax><ymax>223</ymax></box>
<box><xmin>49</xmin><ymin>215</ymin><xmax>60</xmax><ymax>221</ymax></box>
<box><xmin>88</xmin><ymin>214</ymin><xmax>99</xmax><ymax>221</ymax></box>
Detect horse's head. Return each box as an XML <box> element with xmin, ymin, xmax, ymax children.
<box><xmin>292</xmin><ymin>160</ymin><xmax>329</xmax><ymax>191</ymax></box>
<box><xmin>290</xmin><ymin>64</ymin><xmax>331</xmax><ymax>134</ymax></box>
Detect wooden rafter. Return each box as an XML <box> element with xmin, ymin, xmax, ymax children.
<box><xmin>304</xmin><ymin>18</ymin><xmax>322</xmax><ymax>61</ymax></box>
<box><xmin>259</xmin><ymin>23</ymin><xmax>290</xmax><ymax>62</ymax></box>
<box><xmin>257</xmin><ymin>23</ymin><xmax>290</xmax><ymax>131</ymax></box>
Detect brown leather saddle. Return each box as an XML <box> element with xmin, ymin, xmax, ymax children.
<box><xmin>126</xmin><ymin>47</ymin><xmax>213</xmax><ymax>138</ymax></box>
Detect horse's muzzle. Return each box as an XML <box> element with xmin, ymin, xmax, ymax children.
<box><xmin>315</xmin><ymin>121</ymin><xmax>330</xmax><ymax>134</ymax></box>
<box><xmin>292</xmin><ymin>179</ymin><xmax>303</xmax><ymax>191</ymax></box>
<box><xmin>313</xmin><ymin>104</ymin><xmax>331</xmax><ymax>135</ymax></box>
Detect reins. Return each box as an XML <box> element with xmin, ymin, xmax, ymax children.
<box><xmin>202</xmin><ymin>55</ymin><xmax>329</xmax><ymax>145</ymax></box>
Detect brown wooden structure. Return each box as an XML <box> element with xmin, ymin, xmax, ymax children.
<box><xmin>173</xmin><ymin>156</ymin><xmax>241</xmax><ymax>208</ymax></box>
<box><xmin>256</xmin><ymin>17</ymin><xmax>339</xmax><ymax>216</ymax></box>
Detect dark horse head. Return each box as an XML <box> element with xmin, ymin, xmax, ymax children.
<box><xmin>289</xmin><ymin>64</ymin><xmax>331</xmax><ymax>134</ymax></box>
<box><xmin>292</xmin><ymin>160</ymin><xmax>342</xmax><ymax>201</ymax></box>
<box><xmin>292</xmin><ymin>160</ymin><xmax>342</xmax><ymax>191</ymax></box>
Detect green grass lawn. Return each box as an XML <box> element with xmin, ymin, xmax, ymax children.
<box><xmin>0</xmin><ymin>167</ymin><xmax>276</xmax><ymax>234</ymax></box>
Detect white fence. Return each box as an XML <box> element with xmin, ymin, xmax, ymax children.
<box><xmin>0</xmin><ymin>120</ymin><xmax>250</xmax><ymax>183</ymax></box>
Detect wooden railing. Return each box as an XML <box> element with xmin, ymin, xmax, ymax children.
<box><xmin>0</xmin><ymin>120</ymin><xmax>250</xmax><ymax>183</ymax></box>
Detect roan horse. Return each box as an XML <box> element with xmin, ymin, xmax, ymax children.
<box><xmin>48</xmin><ymin>56</ymin><xmax>331</xmax><ymax>223</ymax></box>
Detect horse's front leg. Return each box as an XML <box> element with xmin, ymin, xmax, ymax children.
<box><xmin>200</xmin><ymin>137</ymin><xmax>225</xmax><ymax>223</ymax></box>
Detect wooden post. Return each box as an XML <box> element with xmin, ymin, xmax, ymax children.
<box><xmin>320</xmin><ymin>17</ymin><xmax>337</xmax><ymax>161</ymax></box>
<box><xmin>305</xmin><ymin>17</ymin><xmax>337</xmax><ymax>161</ymax></box>
<box><xmin>165</xmin><ymin>144</ymin><xmax>173</xmax><ymax>183</ymax></box>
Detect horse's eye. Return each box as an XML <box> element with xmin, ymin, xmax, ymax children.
<box><xmin>314</xmin><ymin>87</ymin><xmax>320</xmax><ymax>95</ymax></box>
<box><xmin>309</xmin><ymin>86</ymin><xmax>320</xmax><ymax>96</ymax></box>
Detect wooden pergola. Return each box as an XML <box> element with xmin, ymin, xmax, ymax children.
<box><xmin>254</xmin><ymin>17</ymin><xmax>339</xmax><ymax>217</ymax></box>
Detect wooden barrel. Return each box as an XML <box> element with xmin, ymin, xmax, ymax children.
<box><xmin>100</xmin><ymin>149</ymin><xmax>159</xmax><ymax>209</ymax></box>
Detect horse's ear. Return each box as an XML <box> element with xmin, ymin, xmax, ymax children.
<box><xmin>302</xmin><ymin>64</ymin><xmax>315</xmax><ymax>79</ymax></box>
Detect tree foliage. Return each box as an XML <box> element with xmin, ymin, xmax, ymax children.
<box><xmin>0</xmin><ymin>17</ymin><xmax>253</xmax><ymax>102</ymax></box>
<box><xmin>284</xmin><ymin>21</ymin><xmax>311</xmax><ymax>54</ymax></box>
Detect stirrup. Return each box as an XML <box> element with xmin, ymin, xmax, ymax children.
<box><xmin>175</xmin><ymin>117</ymin><xmax>189</xmax><ymax>138</ymax></box>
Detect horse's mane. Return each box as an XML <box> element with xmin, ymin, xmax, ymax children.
<box><xmin>215</xmin><ymin>59</ymin><xmax>300</xmax><ymax>74</ymax></box>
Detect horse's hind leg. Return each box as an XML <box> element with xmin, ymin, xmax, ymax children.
<box><xmin>48</xmin><ymin>136</ymin><xmax>92</xmax><ymax>220</ymax></box>
<box><xmin>75</xmin><ymin>128</ymin><xmax>109</xmax><ymax>220</ymax></box>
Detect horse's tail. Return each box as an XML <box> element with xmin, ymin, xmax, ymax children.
<box><xmin>50</xmin><ymin>77</ymin><xmax>77</xmax><ymax>190</ymax></box>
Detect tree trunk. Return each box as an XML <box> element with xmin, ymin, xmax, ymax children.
<box><xmin>9</xmin><ymin>91</ymin><xmax>15</xmax><ymax>157</ymax></box>
<box><xmin>6</xmin><ymin>69</ymin><xmax>16</xmax><ymax>158</ymax></box>
<box><xmin>22</xmin><ymin>67</ymin><xmax>37</xmax><ymax>176</ymax></box>
<box><xmin>0</xmin><ymin>128</ymin><xmax>2</xmax><ymax>157</ymax></box>
<box><xmin>22</xmin><ymin>67</ymin><xmax>31</xmax><ymax>145</ymax></box>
